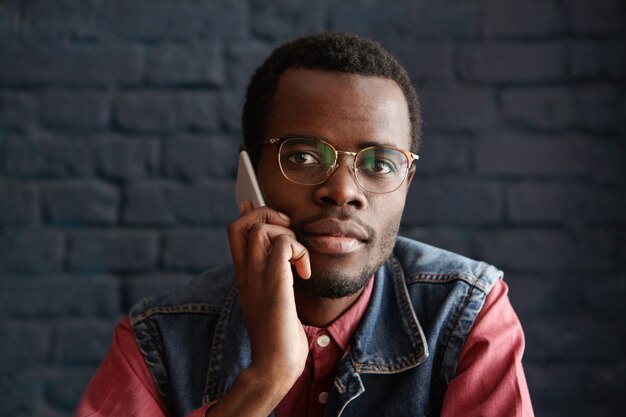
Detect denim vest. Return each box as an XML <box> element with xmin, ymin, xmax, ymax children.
<box><xmin>130</xmin><ymin>236</ymin><xmax>502</xmax><ymax>417</ymax></box>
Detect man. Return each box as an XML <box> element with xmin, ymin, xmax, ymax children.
<box><xmin>76</xmin><ymin>32</ymin><xmax>533</xmax><ymax>417</ymax></box>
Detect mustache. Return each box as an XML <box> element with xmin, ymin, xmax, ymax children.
<box><xmin>290</xmin><ymin>209</ymin><xmax>376</xmax><ymax>241</ymax></box>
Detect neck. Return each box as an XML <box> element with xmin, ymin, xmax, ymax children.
<box><xmin>294</xmin><ymin>287</ymin><xmax>366</xmax><ymax>328</ymax></box>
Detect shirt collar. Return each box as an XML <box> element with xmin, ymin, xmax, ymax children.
<box><xmin>303</xmin><ymin>276</ymin><xmax>375</xmax><ymax>351</ymax></box>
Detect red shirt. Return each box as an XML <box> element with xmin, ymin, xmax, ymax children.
<box><xmin>74</xmin><ymin>279</ymin><xmax>534</xmax><ymax>417</ymax></box>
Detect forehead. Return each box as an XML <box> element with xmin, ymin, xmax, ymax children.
<box><xmin>266</xmin><ymin>69</ymin><xmax>411</xmax><ymax>150</ymax></box>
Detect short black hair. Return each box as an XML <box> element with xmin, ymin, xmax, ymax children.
<box><xmin>242</xmin><ymin>32</ymin><xmax>422</xmax><ymax>161</ymax></box>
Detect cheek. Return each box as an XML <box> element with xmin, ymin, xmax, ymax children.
<box><xmin>369</xmin><ymin>196</ymin><xmax>406</xmax><ymax>234</ymax></box>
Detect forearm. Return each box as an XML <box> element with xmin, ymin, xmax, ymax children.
<box><xmin>207</xmin><ymin>368</ymin><xmax>294</xmax><ymax>417</ymax></box>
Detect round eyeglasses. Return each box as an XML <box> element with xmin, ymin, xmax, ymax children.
<box><xmin>261</xmin><ymin>136</ymin><xmax>419</xmax><ymax>194</ymax></box>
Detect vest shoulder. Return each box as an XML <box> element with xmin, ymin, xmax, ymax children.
<box><xmin>129</xmin><ymin>265</ymin><xmax>235</xmax><ymax>321</ymax></box>
<box><xmin>394</xmin><ymin>236</ymin><xmax>502</xmax><ymax>293</ymax></box>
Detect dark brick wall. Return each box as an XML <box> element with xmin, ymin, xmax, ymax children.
<box><xmin>0</xmin><ymin>1</ymin><xmax>624</xmax><ymax>416</ymax></box>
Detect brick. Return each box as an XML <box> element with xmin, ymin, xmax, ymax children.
<box><xmin>162</xmin><ymin>228</ymin><xmax>232</xmax><ymax>271</ymax></box>
<box><xmin>504</xmin><ymin>273</ymin><xmax>566</xmax><ymax>317</ymax></box>
<box><xmin>566</xmin><ymin>0</ymin><xmax>626</xmax><ymax>34</ymax></box>
<box><xmin>568</xmin><ymin>39</ymin><xmax>626</xmax><ymax>81</ymax></box>
<box><xmin>51</xmin><ymin>320</ymin><xmax>117</xmax><ymax>366</ymax></box>
<box><xmin>0</xmin><ymin>275</ymin><xmax>120</xmax><ymax>318</ymax></box>
<box><xmin>122</xmin><ymin>182</ymin><xmax>179</xmax><ymax>225</ymax></box>
<box><xmin>0</xmin><ymin>230</ymin><xmax>65</xmax><ymax>273</ymax></box>
<box><xmin>474</xmin><ymin>229</ymin><xmax>573</xmax><ymax>271</ymax></box>
<box><xmin>420</xmin><ymin>84</ymin><xmax>496</xmax><ymax>130</ymax></box>
<box><xmin>225</xmin><ymin>41</ymin><xmax>274</xmax><ymax>92</ymax></box>
<box><xmin>581</xmin><ymin>138</ymin><xmax>626</xmax><ymax>184</ymax></box>
<box><xmin>475</xmin><ymin>132</ymin><xmax>586</xmax><ymax>177</ymax></box>
<box><xmin>0</xmin><ymin>92</ymin><xmax>34</xmax><ymax>129</ymax></box>
<box><xmin>0</xmin><ymin>1</ymin><xmax>20</xmax><ymax>34</ymax></box>
<box><xmin>388</xmin><ymin>40</ymin><xmax>453</xmax><ymax>82</ymax></box>
<box><xmin>502</xmin><ymin>87</ymin><xmax>578</xmax><ymax>129</ymax></box>
<box><xmin>481</xmin><ymin>0</ymin><xmax>565</xmax><ymax>37</ymax></box>
<box><xmin>0</xmin><ymin>180</ymin><xmax>38</xmax><ymax>225</ymax></box>
<box><xmin>0</xmin><ymin>40</ymin><xmax>144</xmax><ymax>85</ymax></box>
<box><xmin>578</xmin><ymin>85</ymin><xmax>626</xmax><ymax>132</ymax></box>
<box><xmin>38</xmin><ymin>90</ymin><xmax>110</xmax><ymax>130</ymax></box>
<box><xmin>524</xmin><ymin>315</ymin><xmax>624</xmax><ymax>363</ymax></box>
<box><xmin>168</xmin><ymin>181</ymin><xmax>238</xmax><ymax>225</ymax></box>
<box><xmin>2</xmin><ymin>135</ymin><xmax>94</xmax><ymax>178</ymax></box>
<box><xmin>122</xmin><ymin>273</ymin><xmax>195</xmax><ymax>309</ymax></box>
<box><xmin>568</xmin><ymin>41</ymin><xmax>604</xmax><ymax>79</ymax></box>
<box><xmin>457</xmin><ymin>42</ymin><xmax>567</xmax><ymax>83</ymax></box>
<box><xmin>585</xmin><ymin>187</ymin><xmax>626</xmax><ymax>224</ymax></box>
<box><xmin>525</xmin><ymin>363</ymin><xmax>626</xmax><ymax>417</ymax></box>
<box><xmin>68</xmin><ymin>231</ymin><xmax>159</xmax><ymax>272</ymax></box>
<box><xmin>99</xmin><ymin>1</ymin><xmax>247</xmax><ymax>40</ymax></box>
<box><xmin>0</xmin><ymin>322</ymin><xmax>50</xmax><ymax>370</ymax></box>
<box><xmin>507</xmin><ymin>183</ymin><xmax>586</xmax><ymax>223</ymax></box>
<box><xmin>250</xmin><ymin>0</ymin><xmax>325</xmax><ymax>39</ymax></box>
<box><xmin>42</xmin><ymin>368</ymin><xmax>94</xmax><ymax>411</ymax></box>
<box><xmin>474</xmin><ymin>228</ymin><xmax>619</xmax><ymax>272</ymax></box>
<box><xmin>22</xmin><ymin>0</ymin><xmax>99</xmax><ymax>37</ymax></box>
<box><xmin>329</xmin><ymin>0</ymin><xmax>481</xmax><ymax>39</ymax></box>
<box><xmin>584</xmin><ymin>275</ymin><xmax>626</xmax><ymax>318</ymax></box>
<box><xmin>145</xmin><ymin>42</ymin><xmax>224</xmax><ymax>85</ymax></box>
<box><xmin>416</xmin><ymin>134</ymin><xmax>471</xmax><ymax>173</ymax></box>
<box><xmin>0</xmin><ymin>369</ymin><xmax>41</xmax><ymax>417</ymax></box>
<box><xmin>587</xmin><ymin>229</ymin><xmax>626</xmax><ymax>271</ymax></box>
<box><xmin>403</xmin><ymin>179</ymin><xmax>503</xmax><ymax>225</ymax></box>
<box><xmin>400</xmin><ymin>227</ymin><xmax>473</xmax><ymax>257</ymax></box>
<box><xmin>123</xmin><ymin>181</ymin><xmax>238</xmax><ymax>226</ymax></box>
<box><xmin>218</xmin><ymin>90</ymin><xmax>245</xmax><ymax>132</ymax></box>
<box><xmin>163</xmin><ymin>135</ymin><xmax>238</xmax><ymax>180</ymax></box>
<box><xmin>40</xmin><ymin>181</ymin><xmax>118</xmax><ymax>225</ymax></box>
<box><xmin>113</xmin><ymin>91</ymin><xmax>221</xmax><ymax>133</ymax></box>
<box><xmin>604</xmin><ymin>40</ymin><xmax>626</xmax><ymax>80</ymax></box>
<box><xmin>94</xmin><ymin>137</ymin><xmax>160</xmax><ymax>181</ymax></box>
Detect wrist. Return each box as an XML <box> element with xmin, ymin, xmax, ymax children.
<box><xmin>240</xmin><ymin>366</ymin><xmax>298</xmax><ymax>401</ymax></box>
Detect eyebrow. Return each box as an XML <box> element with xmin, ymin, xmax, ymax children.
<box><xmin>280</xmin><ymin>133</ymin><xmax>399</xmax><ymax>149</ymax></box>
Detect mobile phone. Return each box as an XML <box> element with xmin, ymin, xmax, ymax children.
<box><xmin>235</xmin><ymin>150</ymin><xmax>266</xmax><ymax>209</ymax></box>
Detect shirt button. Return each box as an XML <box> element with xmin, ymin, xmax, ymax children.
<box><xmin>318</xmin><ymin>391</ymin><xmax>330</xmax><ymax>404</ymax></box>
<box><xmin>316</xmin><ymin>334</ymin><xmax>330</xmax><ymax>348</ymax></box>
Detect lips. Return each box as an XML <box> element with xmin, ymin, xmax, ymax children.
<box><xmin>299</xmin><ymin>218</ymin><xmax>369</xmax><ymax>255</ymax></box>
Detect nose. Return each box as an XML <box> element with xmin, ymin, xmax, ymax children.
<box><xmin>312</xmin><ymin>155</ymin><xmax>367</xmax><ymax>209</ymax></box>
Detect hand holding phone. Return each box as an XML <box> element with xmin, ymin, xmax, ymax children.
<box><xmin>235</xmin><ymin>150</ymin><xmax>266</xmax><ymax>209</ymax></box>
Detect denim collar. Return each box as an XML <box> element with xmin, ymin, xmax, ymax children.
<box><xmin>203</xmin><ymin>253</ymin><xmax>429</xmax><ymax>403</ymax></box>
<box><xmin>347</xmin><ymin>255</ymin><xmax>429</xmax><ymax>373</ymax></box>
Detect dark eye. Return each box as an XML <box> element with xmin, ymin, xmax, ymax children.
<box><xmin>361</xmin><ymin>157</ymin><xmax>398</xmax><ymax>176</ymax></box>
<box><xmin>286</xmin><ymin>152</ymin><xmax>320</xmax><ymax>166</ymax></box>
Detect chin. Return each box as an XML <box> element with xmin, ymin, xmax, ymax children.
<box><xmin>293</xmin><ymin>262</ymin><xmax>377</xmax><ymax>299</ymax></box>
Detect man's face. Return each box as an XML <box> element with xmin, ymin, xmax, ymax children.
<box><xmin>257</xmin><ymin>68</ymin><xmax>414</xmax><ymax>299</ymax></box>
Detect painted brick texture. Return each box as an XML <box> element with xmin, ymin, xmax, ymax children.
<box><xmin>1</xmin><ymin>1</ymin><xmax>624</xmax><ymax>416</ymax></box>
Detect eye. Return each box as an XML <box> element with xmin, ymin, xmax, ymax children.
<box><xmin>361</xmin><ymin>157</ymin><xmax>398</xmax><ymax>177</ymax></box>
<box><xmin>286</xmin><ymin>151</ymin><xmax>320</xmax><ymax>166</ymax></box>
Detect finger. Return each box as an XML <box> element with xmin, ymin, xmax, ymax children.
<box><xmin>290</xmin><ymin>243</ymin><xmax>311</xmax><ymax>279</ymax></box>
<box><xmin>228</xmin><ymin>207</ymin><xmax>291</xmax><ymax>272</ymax></box>
<box><xmin>263</xmin><ymin>235</ymin><xmax>310</xmax><ymax>287</ymax></box>
<box><xmin>246</xmin><ymin>223</ymin><xmax>298</xmax><ymax>269</ymax></box>
<box><xmin>239</xmin><ymin>200</ymin><xmax>253</xmax><ymax>215</ymax></box>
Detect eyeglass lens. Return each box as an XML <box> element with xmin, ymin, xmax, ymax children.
<box><xmin>278</xmin><ymin>138</ymin><xmax>410</xmax><ymax>193</ymax></box>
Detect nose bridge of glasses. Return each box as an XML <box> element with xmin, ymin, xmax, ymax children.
<box><xmin>335</xmin><ymin>150</ymin><xmax>358</xmax><ymax>167</ymax></box>
<box><xmin>326</xmin><ymin>150</ymin><xmax>360</xmax><ymax>185</ymax></box>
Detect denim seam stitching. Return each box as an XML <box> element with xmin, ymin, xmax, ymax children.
<box><xmin>440</xmin><ymin>262</ymin><xmax>487</xmax><ymax>384</ymax></box>
<box><xmin>352</xmin><ymin>256</ymin><xmax>429</xmax><ymax>374</ymax></box>
<box><xmin>130</xmin><ymin>304</ymin><xmax>222</xmax><ymax>325</ymax></box>
<box><xmin>202</xmin><ymin>285</ymin><xmax>237</xmax><ymax>405</ymax></box>
<box><xmin>129</xmin><ymin>303</ymin><xmax>173</xmax><ymax>408</ymax></box>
